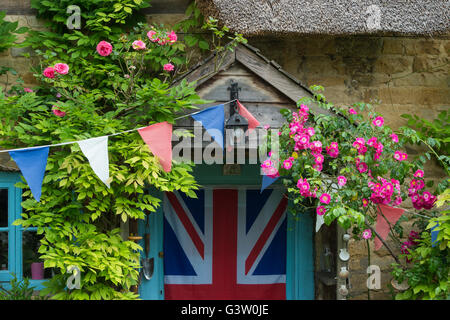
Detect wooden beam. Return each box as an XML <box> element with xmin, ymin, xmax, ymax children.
<box><xmin>235</xmin><ymin>45</ymin><xmax>335</xmax><ymax>118</ymax></box>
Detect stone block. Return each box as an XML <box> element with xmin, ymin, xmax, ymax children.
<box><xmin>382</xmin><ymin>38</ymin><xmax>405</xmax><ymax>55</ymax></box>
<box><xmin>374</xmin><ymin>56</ymin><xmax>413</xmax><ymax>75</ymax></box>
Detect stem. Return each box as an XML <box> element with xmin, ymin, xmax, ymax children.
<box><xmin>364</xmin><ymin>218</ymin><xmax>401</xmax><ymax>264</ymax></box>
<box><xmin>367</xmin><ymin>239</ymin><xmax>371</xmax><ymax>300</ymax></box>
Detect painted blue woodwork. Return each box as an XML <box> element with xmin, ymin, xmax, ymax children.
<box><xmin>0</xmin><ymin>172</ymin><xmax>47</xmax><ymax>290</ymax></box>
<box><xmin>286</xmin><ymin>210</ymin><xmax>315</xmax><ymax>299</ymax></box>
<box><xmin>138</xmin><ymin>188</ymin><xmax>165</xmax><ymax>300</ymax></box>
<box><xmin>138</xmin><ymin>164</ymin><xmax>315</xmax><ymax>300</ymax></box>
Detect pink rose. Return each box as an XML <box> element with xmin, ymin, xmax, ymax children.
<box><xmin>362</xmin><ymin>229</ymin><xmax>372</xmax><ymax>240</ymax></box>
<box><xmin>357</xmin><ymin>162</ymin><xmax>368</xmax><ymax>173</ymax></box>
<box><xmin>372</xmin><ymin>116</ymin><xmax>384</xmax><ymax>127</ymax></box>
<box><xmin>362</xmin><ymin>198</ymin><xmax>369</xmax><ymax>207</ymax></box>
<box><xmin>96</xmin><ymin>41</ymin><xmax>113</xmax><ymax>56</ymax></box>
<box><xmin>337</xmin><ymin>176</ymin><xmax>347</xmax><ymax>186</ymax></box>
<box><xmin>349</xmin><ymin>108</ymin><xmax>357</xmax><ymax>115</ymax></box>
<box><xmin>52</xmin><ymin>106</ymin><xmax>66</xmax><ymax>117</ymax></box>
<box><xmin>163</xmin><ymin>63</ymin><xmax>174</xmax><ymax>72</ymax></box>
<box><xmin>390</xmin><ymin>133</ymin><xmax>399</xmax><ymax>143</ymax></box>
<box><xmin>54</xmin><ymin>63</ymin><xmax>69</xmax><ymax>75</ymax></box>
<box><xmin>316</xmin><ymin>206</ymin><xmax>326</xmax><ymax>216</ymax></box>
<box><xmin>132</xmin><ymin>40</ymin><xmax>146</xmax><ymax>50</ymax></box>
<box><xmin>43</xmin><ymin>67</ymin><xmax>55</xmax><ymax>79</ymax></box>
<box><xmin>167</xmin><ymin>30</ymin><xmax>177</xmax><ymax>44</ymax></box>
<box><xmin>282</xmin><ymin>159</ymin><xmax>293</xmax><ymax>170</ymax></box>
<box><xmin>414</xmin><ymin>169</ymin><xmax>424</xmax><ymax>178</ymax></box>
<box><xmin>319</xmin><ymin>193</ymin><xmax>331</xmax><ymax>204</ymax></box>
<box><xmin>147</xmin><ymin>30</ymin><xmax>159</xmax><ymax>42</ymax></box>
<box><xmin>24</xmin><ymin>88</ymin><xmax>33</xmax><ymax>93</ymax></box>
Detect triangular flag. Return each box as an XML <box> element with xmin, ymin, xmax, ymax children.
<box><xmin>374</xmin><ymin>204</ymin><xmax>404</xmax><ymax>250</ymax></box>
<box><xmin>261</xmin><ymin>174</ymin><xmax>279</xmax><ymax>193</ymax></box>
<box><xmin>9</xmin><ymin>146</ymin><xmax>49</xmax><ymax>202</ymax></box>
<box><xmin>431</xmin><ymin>222</ymin><xmax>439</xmax><ymax>247</ymax></box>
<box><xmin>78</xmin><ymin>136</ymin><xmax>110</xmax><ymax>187</ymax></box>
<box><xmin>237</xmin><ymin>100</ymin><xmax>260</xmax><ymax>132</ymax></box>
<box><xmin>138</xmin><ymin>121</ymin><xmax>173</xmax><ymax>172</ymax></box>
<box><xmin>316</xmin><ymin>214</ymin><xmax>324</xmax><ymax>232</ymax></box>
<box><xmin>191</xmin><ymin>104</ymin><xmax>224</xmax><ymax>149</ymax></box>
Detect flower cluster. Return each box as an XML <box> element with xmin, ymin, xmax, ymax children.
<box><xmin>261</xmin><ymin>158</ymin><xmax>280</xmax><ymax>179</ymax></box>
<box><xmin>393</xmin><ymin>150</ymin><xmax>408</xmax><ymax>161</ymax></box>
<box><xmin>400</xmin><ymin>230</ymin><xmax>421</xmax><ymax>262</ymax></box>
<box><xmin>43</xmin><ymin>63</ymin><xmax>69</xmax><ymax>79</ymax></box>
<box><xmin>95</xmin><ymin>29</ymin><xmax>178</xmax><ymax>72</ymax></box>
<box><xmin>147</xmin><ymin>30</ymin><xmax>177</xmax><ymax>46</ymax></box>
<box><xmin>353</xmin><ymin>136</ymin><xmax>384</xmax><ymax>161</ymax></box>
<box><xmin>368</xmin><ymin>176</ymin><xmax>402</xmax><ymax>206</ymax></box>
<box><xmin>408</xmin><ymin>169</ymin><xmax>436</xmax><ymax>210</ymax></box>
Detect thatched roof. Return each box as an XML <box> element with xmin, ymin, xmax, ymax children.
<box><xmin>196</xmin><ymin>0</ymin><xmax>450</xmax><ymax>36</ymax></box>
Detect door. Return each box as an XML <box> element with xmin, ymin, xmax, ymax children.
<box><xmin>138</xmin><ymin>164</ymin><xmax>314</xmax><ymax>300</ymax></box>
<box><xmin>163</xmin><ymin>187</ymin><xmax>288</xmax><ymax>300</ymax></box>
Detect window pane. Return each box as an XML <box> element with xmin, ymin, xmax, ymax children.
<box><xmin>0</xmin><ymin>232</ymin><xmax>7</xmax><ymax>270</ymax></box>
<box><xmin>23</xmin><ymin>232</ymin><xmax>52</xmax><ymax>279</ymax></box>
<box><xmin>0</xmin><ymin>189</ymin><xmax>7</xmax><ymax>227</ymax></box>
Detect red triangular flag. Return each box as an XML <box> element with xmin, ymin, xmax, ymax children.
<box><xmin>237</xmin><ymin>100</ymin><xmax>260</xmax><ymax>131</ymax></box>
<box><xmin>138</xmin><ymin>121</ymin><xmax>173</xmax><ymax>172</ymax></box>
<box><xmin>374</xmin><ymin>204</ymin><xmax>404</xmax><ymax>250</ymax></box>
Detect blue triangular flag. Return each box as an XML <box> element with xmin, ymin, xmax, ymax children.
<box><xmin>9</xmin><ymin>147</ymin><xmax>49</xmax><ymax>202</ymax></box>
<box><xmin>431</xmin><ymin>222</ymin><xmax>439</xmax><ymax>247</ymax></box>
<box><xmin>191</xmin><ymin>104</ymin><xmax>224</xmax><ymax>149</ymax></box>
<box><xmin>261</xmin><ymin>175</ymin><xmax>279</xmax><ymax>193</ymax></box>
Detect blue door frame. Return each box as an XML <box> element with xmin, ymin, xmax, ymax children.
<box><xmin>138</xmin><ymin>164</ymin><xmax>315</xmax><ymax>300</ymax></box>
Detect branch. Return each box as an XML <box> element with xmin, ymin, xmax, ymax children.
<box><xmin>364</xmin><ymin>217</ymin><xmax>401</xmax><ymax>264</ymax></box>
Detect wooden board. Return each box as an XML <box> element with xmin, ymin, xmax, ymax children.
<box><xmin>235</xmin><ymin>45</ymin><xmax>334</xmax><ymax>117</ymax></box>
<box><xmin>197</xmin><ymin>72</ymin><xmax>292</xmax><ymax>103</ymax></box>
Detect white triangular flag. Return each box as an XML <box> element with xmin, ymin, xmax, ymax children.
<box><xmin>78</xmin><ymin>136</ymin><xmax>110</xmax><ymax>188</ymax></box>
<box><xmin>316</xmin><ymin>213</ymin><xmax>324</xmax><ymax>232</ymax></box>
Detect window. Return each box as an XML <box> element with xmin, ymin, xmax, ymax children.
<box><xmin>0</xmin><ymin>173</ymin><xmax>50</xmax><ymax>288</ymax></box>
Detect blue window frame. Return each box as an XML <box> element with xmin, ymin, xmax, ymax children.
<box><xmin>0</xmin><ymin>172</ymin><xmax>49</xmax><ymax>289</ymax></box>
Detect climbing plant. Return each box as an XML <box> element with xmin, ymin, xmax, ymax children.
<box><xmin>0</xmin><ymin>0</ymin><xmax>246</xmax><ymax>300</ymax></box>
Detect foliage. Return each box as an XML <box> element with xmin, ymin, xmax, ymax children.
<box><xmin>389</xmin><ymin>107</ymin><xmax>449</xmax><ymax>300</ymax></box>
<box><xmin>391</xmin><ymin>189</ymin><xmax>449</xmax><ymax>300</ymax></box>
<box><xmin>0</xmin><ymin>10</ymin><xmax>29</xmax><ymax>94</ymax></box>
<box><xmin>0</xmin><ymin>11</ymin><xmax>28</xmax><ymax>53</ymax></box>
<box><xmin>0</xmin><ymin>274</ymin><xmax>36</xmax><ymax>300</ymax></box>
<box><xmin>0</xmin><ymin>0</ymin><xmax>248</xmax><ymax>300</ymax></box>
<box><xmin>401</xmin><ymin>109</ymin><xmax>450</xmax><ymax>161</ymax></box>
<box><xmin>0</xmin><ymin>0</ymin><xmax>223</xmax><ymax>300</ymax></box>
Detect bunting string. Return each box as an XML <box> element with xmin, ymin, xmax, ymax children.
<box><xmin>0</xmin><ymin>99</ymin><xmax>258</xmax><ymax>202</ymax></box>
<box><xmin>0</xmin><ymin>99</ymin><xmax>240</xmax><ymax>154</ymax></box>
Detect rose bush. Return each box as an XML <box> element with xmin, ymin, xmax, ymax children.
<box><xmin>261</xmin><ymin>85</ymin><xmax>446</xmax><ymax>243</ymax></box>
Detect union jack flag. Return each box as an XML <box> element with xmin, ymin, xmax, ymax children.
<box><xmin>163</xmin><ymin>188</ymin><xmax>287</xmax><ymax>300</ymax></box>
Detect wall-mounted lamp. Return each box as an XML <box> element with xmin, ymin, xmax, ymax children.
<box><xmin>226</xmin><ymin>80</ymin><xmax>248</xmax><ymax>146</ymax></box>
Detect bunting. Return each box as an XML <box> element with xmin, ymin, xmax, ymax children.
<box><xmin>431</xmin><ymin>222</ymin><xmax>440</xmax><ymax>247</ymax></box>
<box><xmin>237</xmin><ymin>100</ymin><xmax>260</xmax><ymax>132</ymax></box>
<box><xmin>260</xmin><ymin>175</ymin><xmax>279</xmax><ymax>193</ymax></box>
<box><xmin>1</xmin><ymin>101</ymin><xmax>264</xmax><ymax>203</ymax></box>
<box><xmin>138</xmin><ymin>121</ymin><xmax>173</xmax><ymax>172</ymax></box>
<box><xmin>374</xmin><ymin>204</ymin><xmax>404</xmax><ymax>250</ymax></box>
<box><xmin>78</xmin><ymin>136</ymin><xmax>110</xmax><ymax>187</ymax></box>
<box><xmin>191</xmin><ymin>104</ymin><xmax>225</xmax><ymax>149</ymax></box>
<box><xmin>9</xmin><ymin>147</ymin><xmax>49</xmax><ymax>202</ymax></box>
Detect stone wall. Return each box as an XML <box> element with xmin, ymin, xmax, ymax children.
<box><xmin>249</xmin><ymin>35</ymin><xmax>449</xmax><ymax>299</ymax></box>
<box><xmin>0</xmin><ymin>8</ymin><xmax>448</xmax><ymax>300</ymax></box>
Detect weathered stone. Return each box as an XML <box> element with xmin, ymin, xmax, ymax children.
<box><xmin>382</xmin><ymin>38</ymin><xmax>405</xmax><ymax>55</ymax></box>
<box><xmin>374</xmin><ymin>56</ymin><xmax>413</xmax><ymax>75</ymax></box>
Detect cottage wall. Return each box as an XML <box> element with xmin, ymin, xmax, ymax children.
<box><xmin>249</xmin><ymin>36</ymin><xmax>449</xmax><ymax>300</ymax></box>
<box><xmin>0</xmin><ymin>2</ymin><xmax>448</xmax><ymax>300</ymax></box>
